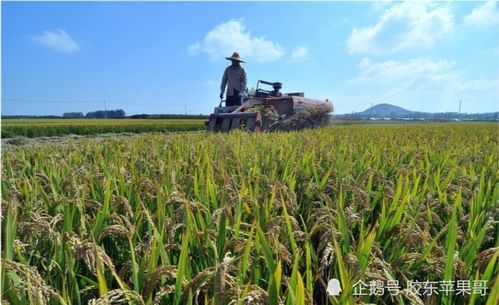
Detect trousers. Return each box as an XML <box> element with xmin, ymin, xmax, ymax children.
<box><xmin>226</xmin><ymin>89</ymin><xmax>242</xmax><ymax>106</ymax></box>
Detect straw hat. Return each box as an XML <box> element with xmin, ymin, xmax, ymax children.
<box><xmin>225</xmin><ymin>52</ymin><xmax>245</xmax><ymax>63</ymax></box>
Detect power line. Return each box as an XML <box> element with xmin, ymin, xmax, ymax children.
<box><xmin>106</xmin><ymin>100</ymin><xmax>185</xmax><ymax>108</ymax></box>
<box><xmin>1</xmin><ymin>98</ymin><xmax>102</xmax><ymax>104</ymax></box>
<box><xmin>458</xmin><ymin>99</ymin><xmax>462</xmax><ymax>121</ymax></box>
<box><xmin>2</xmin><ymin>97</ymin><xmax>187</xmax><ymax>108</ymax></box>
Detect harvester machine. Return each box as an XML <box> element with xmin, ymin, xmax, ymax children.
<box><xmin>206</xmin><ymin>80</ymin><xmax>333</xmax><ymax>132</ymax></box>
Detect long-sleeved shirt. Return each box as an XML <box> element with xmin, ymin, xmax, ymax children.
<box><xmin>220</xmin><ymin>65</ymin><xmax>247</xmax><ymax>96</ymax></box>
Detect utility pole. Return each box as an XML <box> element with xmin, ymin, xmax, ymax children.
<box><xmin>184</xmin><ymin>104</ymin><xmax>187</xmax><ymax>116</ymax></box>
<box><xmin>458</xmin><ymin>99</ymin><xmax>462</xmax><ymax>121</ymax></box>
<box><xmin>104</xmin><ymin>100</ymin><xmax>108</xmax><ymax>119</ymax></box>
<box><xmin>369</xmin><ymin>102</ymin><xmax>373</xmax><ymax>119</ymax></box>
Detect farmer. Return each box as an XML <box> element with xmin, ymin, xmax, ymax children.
<box><xmin>220</xmin><ymin>52</ymin><xmax>247</xmax><ymax>106</ymax></box>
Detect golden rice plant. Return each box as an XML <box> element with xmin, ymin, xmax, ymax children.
<box><xmin>1</xmin><ymin>123</ymin><xmax>498</xmax><ymax>305</ymax></box>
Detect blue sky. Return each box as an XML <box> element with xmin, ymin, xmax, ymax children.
<box><xmin>2</xmin><ymin>1</ymin><xmax>498</xmax><ymax>115</ymax></box>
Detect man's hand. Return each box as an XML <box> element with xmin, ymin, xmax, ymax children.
<box><xmin>219</xmin><ymin>93</ymin><xmax>224</xmax><ymax>100</ymax></box>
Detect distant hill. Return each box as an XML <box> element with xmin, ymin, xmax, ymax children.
<box><xmin>333</xmin><ymin>103</ymin><xmax>498</xmax><ymax>121</ymax></box>
<box><xmin>357</xmin><ymin>103</ymin><xmax>412</xmax><ymax>116</ymax></box>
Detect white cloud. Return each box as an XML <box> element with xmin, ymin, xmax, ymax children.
<box><xmin>464</xmin><ymin>0</ymin><xmax>499</xmax><ymax>28</ymax></box>
<box><xmin>203</xmin><ymin>80</ymin><xmax>217</xmax><ymax>87</ymax></box>
<box><xmin>187</xmin><ymin>42</ymin><xmax>201</xmax><ymax>54</ymax></box>
<box><xmin>351</xmin><ymin>57</ymin><xmax>456</xmax><ymax>84</ymax></box>
<box><xmin>347</xmin><ymin>1</ymin><xmax>454</xmax><ymax>54</ymax></box>
<box><xmin>353</xmin><ymin>57</ymin><xmax>499</xmax><ymax>94</ymax></box>
<box><xmin>188</xmin><ymin>19</ymin><xmax>284</xmax><ymax>62</ymax></box>
<box><xmin>290</xmin><ymin>46</ymin><xmax>310</xmax><ymax>62</ymax></box>
<box><xmin>32</xmin><ymin>29</ymin><xmax>80</xmax><ymax>53</ymax></box>
<box><xmin>346</xmin><ymin>57</ymin><xmax>499</xmax><ymax>113</ymax></box>
<box><xmin>371</xmin><ymin>0</ymin><xmax>393</xmax><ymax>13</ymax></box>
<box><xmin>457</xmin><ymin>78</ymin><xmax>498</xmax><ymax>92</ymax></box>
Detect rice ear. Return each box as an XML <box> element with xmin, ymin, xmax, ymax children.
<box><xmin>88</xmin><ymin>289</ymin><xmax>144</xmax><ymax>305</ymax></box>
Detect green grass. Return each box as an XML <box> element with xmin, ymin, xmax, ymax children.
<box><xmin>1</xmin><ymin>123</ymin><xmax>498</xmax><ymax>305</ymax></box>
<box><xmin>1</xmin><ymin>118</ymin><xmax>206</xmax><ymax>138</ymax></box>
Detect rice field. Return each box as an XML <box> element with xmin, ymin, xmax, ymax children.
<box><xmin>1</xmin><ymin>123</ymin><xmax>498</xmax><ymax>305</ymax></box>
<box><xmin>1</xmin><ymin>119</ymin><xmax>206</xmax><ymax>138</ymax></box>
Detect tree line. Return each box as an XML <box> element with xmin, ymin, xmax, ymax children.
<box><xmin>3</xmin><ymin>110</ymin><xmax>208</xmax><ymax>120</ymax></box>
<box><xmin>62</xmin><ymin>109</ymin><xmax>126</xmax><ymax>118</ymax></box>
